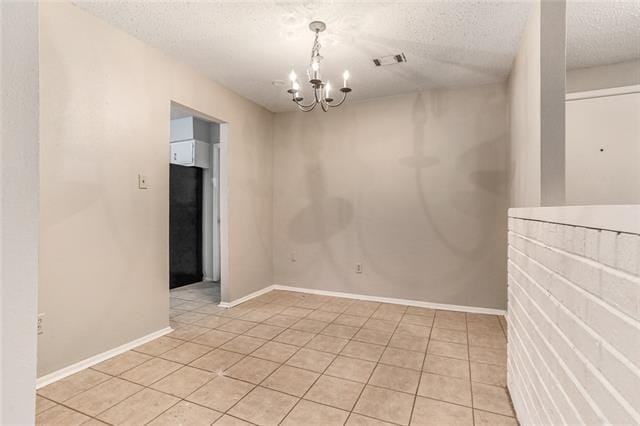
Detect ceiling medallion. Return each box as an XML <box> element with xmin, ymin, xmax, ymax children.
<box><xmin>286</xmin><ymin>21</ymin><xmax>352</xmax><ymax>112</ymax></box>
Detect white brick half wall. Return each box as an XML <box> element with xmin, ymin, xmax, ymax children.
<box><xmin>507</xmin><ymin>206</ymin><xmax>640</xmax><ymax>425</ymax></box>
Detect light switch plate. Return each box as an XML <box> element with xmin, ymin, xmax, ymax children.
<box><xmin>37</xmin><ymin>313</ymin><xmax>45</xmax><ymax>335</ymax></box>
<box><xmin>138</xmin><ymin>174</ymin><xmax>149</xmax><ymax>189</ymax></box>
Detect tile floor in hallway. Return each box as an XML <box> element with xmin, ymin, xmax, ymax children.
<box><xmin>36</xmin><ymin>289</ymin><xmax>515</xmax><ymax>425</ymax></box>
<box><xmin>170</xmin><ymin>280</ymin><xmax>221</xmax><ymax>305</ymax></box>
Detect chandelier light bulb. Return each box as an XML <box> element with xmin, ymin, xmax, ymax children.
<box><xmin>343</xmin><ymin>70</ymin><xmax>350</xmax><ymax>87</ymax></box>
<box><xmin>325</xmin><ymin>82</ymin><xmax>331</xmax><ymax>98</ymax></box>
<box><xmin>289</xmin><ymin>70</ymin><xmax>297</xmax><ymax>82</ymax></box>
<box><xmin>292</xmin><ymin>81</ymin><xmax>300</xmax><ymax>91</ymax></box>
<box><xmin>310</xmin><ymin>60</ymin><xmax>320</xmax><ymax>82</ymax></box>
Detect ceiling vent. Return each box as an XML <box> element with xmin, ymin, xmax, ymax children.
<box><xmin>373</xmin><ymin>53</ymin><xmax>407</xmax><ymax>67</ymax></box>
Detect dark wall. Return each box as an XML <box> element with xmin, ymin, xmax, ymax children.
<box><xmin>169</xmin><ymin>164</ymin><xmax>203</xmax><ymax>289</ymax></box>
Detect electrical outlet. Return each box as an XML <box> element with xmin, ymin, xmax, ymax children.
<box><xmin>356</xmin><ymin>263</ymin><xmax>363</xmax><ymax>274</ymax></box>
<box><xmin>290</xmin><ymin>252</ymin><xmax>297</xmax><ymax>262</ymax></box>
<box><xmin>138</xmin><ymin>173</ymin><xmax>149</xmax><ymax>189</ymax></box>
<box><xmin>37</xmin><ymin>313</ymin><xmax>45</xmax><ymax>335</ymax></box>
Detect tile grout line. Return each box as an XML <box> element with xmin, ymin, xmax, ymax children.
<box><xmin>407</xmin><ymin>308</ymin><xmax>434</xmax><ymax>426</ymax></box>
<box><xmin>35</xmin><ymin>394</ymin><xmax>106</xmax><ymax>424</ymax></box>
<box><xmin>467</xmin><ymin>312</ymin><xmax>476</xmax><ymax>426</ymax></box>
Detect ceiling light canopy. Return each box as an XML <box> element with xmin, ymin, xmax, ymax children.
<box><xmin>286</xmin><ymin>21</ymin><xmax>352</xmax><ymax>112</ymax></box>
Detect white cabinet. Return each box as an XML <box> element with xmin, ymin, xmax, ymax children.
<box><xmin>170</xmin><ymin>141</ymin><xmax>194</xmax><ymax>164</ymax></box>
<box><xmin>170</xmin><ymin>140</ymin><xmax>210</xmax><ymax>168</ymax></box>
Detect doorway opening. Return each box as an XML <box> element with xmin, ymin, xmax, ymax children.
<box><xmin>168</xmin><ymin>103</ymin><xmax>223</xmax><ymax>306</ymax></box>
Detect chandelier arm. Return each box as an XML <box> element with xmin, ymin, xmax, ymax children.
<box><xmin>318</xmin><ymin>87</ymin><xmax>330</xmax><ymax>112</ymax></box>
<box><xmin>328</xmin><ymin>91</ymin><xmax>349</xmax><ymax>108</ymax></box>
<box><xmin>293</xmin><ymin>94</ymin><xmax>318</xmax><ymax>111</ymax></box>
<box><xmin>314</xmin><ymin>86</ymin><xmax>322</xmax><ymax>103</ymax></box>
<box><xmin>292</xmin><ymin>97</ymin><xmax>317</xmax><ymax>109</ymax></box>
<box><xmin>297</xmin><ymin>102</ymin><xmax>317</xmax><ymax>112</ymax></box>
<box><xmin>296</xmin><ymin>102</ymin><xmax>317</xmax><ymax>111</ymax></box>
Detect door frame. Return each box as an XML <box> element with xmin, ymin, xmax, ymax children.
<box><xmin>211</xmin><ymin>143</ymin><xmax>221</xmax><ymax>282</ymax></box>
<box><xmin>169</xmin><ymin>101</ymin><xmax>229</xmax><ymax>305</ymax></box>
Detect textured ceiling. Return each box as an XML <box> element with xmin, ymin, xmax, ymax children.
<box><xmin>567</xmin><ymin>1</ymin><xmax>640</xmax><ymax>69</ymax></box>
<box><xmin>75</xmin><ymin>1</ymin><xmax>639</xmax><ymax>113</ymax></box>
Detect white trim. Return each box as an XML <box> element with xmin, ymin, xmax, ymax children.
<box><xmin>211</xmin><ymin>143</ymin><xmax>221</xmax><ymax>283</ymax></box>
<box><xmin>218</xmin><ymin>123</ymin><xmax>230</xmax><ymax>303</ymax></box>
<box><xmin>509</xmin><ymin>205</ymin><xmax>640</xmax><ymax>235</ymax></box>
<box><xmin>218</xmin><ymin>284</ymin><xmax>505</xmax><ymax>316</ymax></box>
<box><xmin>35</xmin><ymin>327</ymin><xmax>173</xmax><ymax>389</ymax></box>
<box><xmin>566</xmin><ymin>85</ymin><xmax>640</xmax><ymax>102</ymax></box>
<box><xmin>273</xmin><ymin>285</ymin><xmax>506</xmax><ymax>315</ymax></box>
<box><xmin>218</xmin><ymin>285</ymin><xmax>276</xmax><ymax>309</ymax></box>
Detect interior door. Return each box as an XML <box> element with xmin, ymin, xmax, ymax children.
<box><xmin>170</xmin><ymin>164</ymin><xmax>203</xmax><ymax>288</ymax></box>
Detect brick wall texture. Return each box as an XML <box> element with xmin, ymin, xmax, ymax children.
<box><xmin>507</xmin><ymin>217</ymin><xmax>639</xmax><ymax>425</ymax></box>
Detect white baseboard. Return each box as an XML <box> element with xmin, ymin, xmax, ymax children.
<box><xmin>36</xmin><ymin>326</ymin><xmax>173</xmax><ymax>389</ymax></box>
<box><xmin>219</xmin><ymin>284</ymin><xmax>506</xmax><ymax>316</ymax></box>
<box><xmin>218</xmin><ymin>285</ymin><xmax>276</xmax><ymax>308</ymax></box>
<box><xmin>274</xmin><ymin>285</ymin><xmax>506</xmax><ymax>315</ymax></box>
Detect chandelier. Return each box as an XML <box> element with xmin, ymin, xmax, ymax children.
<box><xmin>286</xmin><ymin>21</ymin><xmax>352</xmax><ymax>112</ymax></box>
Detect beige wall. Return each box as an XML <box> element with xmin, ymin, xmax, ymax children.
<box><xmin>567</xmin><ymin>59</ymin><xmax>640</xmax><ymax>93</ymax></box>
<box><xmin>273</xmin><ymin>84</ymin><xmax>509</xmax><ymax>310</ymax></box>
<box><xmin>539</xmin><ymin>0</ymin><xmax>566</xmax><ymax>206</ymax></box>
<box><xmin>38</xmin><ymin>3</ymin><xmax>273</xmax><ymax>376</ymax></box>
<box><xmin>1</xmin><ymin>1</ymin><xmax>39</xmax><ymax>422</ymax></box>
<box><xmin>509</xmin><ymin>1</ymin><xmax>568</xmax><ymax>208</ymax></box>
<box><xmin>508</xmin><ymin>3</ymin><xmax>541</xmax><ymax>208</ymax></box>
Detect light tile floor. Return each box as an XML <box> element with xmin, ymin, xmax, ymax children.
<box><xmin>36</xmin><ymin>289</ymin><xmax>515</xmax><ymax>425</ymax></box>
<box><xmin>171</xmin><ymin>281</ymin><xmax>221</xmax><ymax>306</ymax></box>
